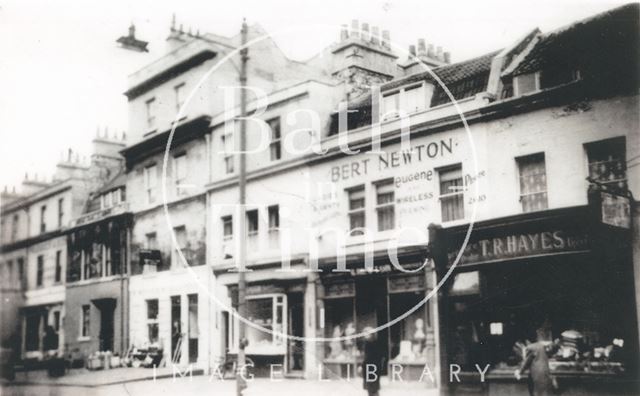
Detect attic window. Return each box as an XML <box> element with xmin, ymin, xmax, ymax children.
<box><xmin>539</xmin><ymin>67</ymin><xmax>581</xmax><ymax>89</ymax></box>
<box><xmin>513</xmin><ymin>73</ymin><xmax>538</xmax><ymax>96</ymax></box>
<box><xmin>380</xmin><ymin>84</ymin><xmax>428</xmax><ymax>121</ymax></box>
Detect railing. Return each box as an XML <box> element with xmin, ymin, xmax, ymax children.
<box><xmin>71</xmin><ymin>202</ymin><xmax>129</xmax><ymax>227</ymax></box>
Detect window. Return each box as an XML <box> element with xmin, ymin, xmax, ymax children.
<box><xmin>187</xmin><ymin>294</ymin><xmax>199</xmax><ymax>363</ymax></box>
<box><xmin>17</xmin><ymin>258</ymin><xmax>24</xmax><ymax>281</ymax></box>
<box><xmin>174</xmin><ymin>82</ymin><xmax>186</xmax><ymax>112</ymax></box>
<box><xmin>11</xmin><ymin>214</ymin><xmax>18</xmax><ymax>242</ymax></box>
<box><xmin>174</xmin><ymin>153</ymin><xmax>187</xmax><ymax>195</ymax></box>
<box><xmin>381</xmin><ymin>92</ymin><xmax>400</xmax><ymax>120</ymax></box>
<box><xmin>173</xmin><ymin>225</ymin><xmax>187</xmax><ymax>267</ymax></box>
<box><xmin>586</xmin><ymin>137</ymin><xmax>627</xmax><ymax>190</ymax></box>
<box><xmin>540</xmin><ymin>68</ymin><xmax>580</xmax><ymax>89</ymax></box>
<box><xmin>53</xmin><ymin>311</ymin><xmax>61</xmax><ymax>332</ymax></box>
<box><xmin>146</xmin><ymin>299</ymin><xmax>159</xmax><ymax>343</ymax></box>
<box><xmin>222</xmin><ymin>133</ymin><xmax>234</xmax><ymax>174</ymax></box>
<box><xmin>439</xmin><ymin>165</ymin><xmax>464</xmax><ymax>222</ymax></box>
<box><xmin>144</xmin><ymin>164</ymin><xmax>157</xmax><ymax>204</ymax></box>
<box><xmin>242</xmin><ymin>295</ymin><xmax>286</xmax><ymax>355</ymax></box>
<box><xmin>58</xmin><ymin>198</ymin><xmax>64</xmax><ymax>228</ymax></box>
<box><xmin>246</xmin><ymin>209</ymin><xmax>259</xmax><ymax>237</ymax></box>
<box><xmin>104</xmin><ymin>192</ymin><xmax>112</xmax><ymax>209</ymax></box>
<box><xmin>81</xmin><ymin>305</ymin><xmax>90</xmax><ymax>338</ymax></box>
<box><xmin>268</xmin><ymin>117</ymin><xmax>282</xmax><ymax>161</ymax></box>
<box><xmin>40</xmin><ymin>205</ymin><xmax>47</xmax><ymax>233</ymax></box>
<box><xmin>376</xmin><ymin>180</ymin><xmax>395</xmax><ymax>231</ymax></box>
<box><xmin>145</xmin><ymin>232</ymin><xmax>158</xmax><ymax>249</ymax></box>
<box><xmin>517</xmin><ymin>153</ymin><xmax>548</xmax><ymax>212</ymax></box>
<box><xmin>347</xmin><ymin>186</ymin><xmax>365</xmax><ymax>235</ymax></box>
<box><xmin>268</xmin><ymin>205</ymin><xmax>279</xmax><ymax>231</ymax></box>
<box><xmin>55</xmin><ymin>250</ymin><xmax>62</xmax><ymax>283</ymax></box>
<box><xmin>222</xmin><ymin>216</ymin><xmax>233</xmax><ymax>241</ymax></box>
<box><xmin>6</xmin><ymin>260</ymin><xmax>12</xmax><ymax>283</ymax></box>
<box><xmin>514</xmin><ymin>73</ymin><xmax>538</xmax><ymax>96</ymax></box>
<box><xmin>145</xmin><ymin>97</ymin><xmax>156</xmax><ymax>129</ymax></box>
<box><xmin>403</xmin><ymin>85</ymin><xmax>426</xmax><ymax>114</ymax></box>
<box><xmin>36</xmin><ymin>255</ymin><xmax>44</xmax><ymax>286</ymax></box>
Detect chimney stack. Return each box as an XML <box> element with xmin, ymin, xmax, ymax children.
<box><xmin>409</xmin><ymin>45</ymin><xmax>417</xmax><ymax>57</ymax></box>
<box><xmin>381</xmin><ymin>30</ymin><xmax>390</xmax><ymax>48</ymax></box>
<box><xmin>361</xmin><ymin>23</ymin><xmax>370</xmax><ymax>41</ymax></box>
<box><xmin>371</xmin><ymin>26</ymin><xmax>380</xmax><ymax>45</ymax></box>
<box><xmin>340</xmin><ymin>24</ymin><xmax>349</xmax><ymax>41</ymax></box>
<box><xmin>351</xmin><ymin>20</ymin><xmax>360</xmax><ymax>38</ymax></box>
<box><xmin>436</xmin><ymin>46</ymin><xmax>443</xmax><ymax>60</ymax></box>
<box><xmin>417</xmin><ymin>39</ymin><xmax>426</xmax><ymax>54</ymax></box>
<box><xmin>444</xmin><ymin>52</ymin><xmax>451</xmax><ymax>63</ymax></box>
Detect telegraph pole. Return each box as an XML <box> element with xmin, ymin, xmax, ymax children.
<box><xmin>236</xmin><ymin>18</ymin><xmax>249</xmax><ymax>396</ymax></box>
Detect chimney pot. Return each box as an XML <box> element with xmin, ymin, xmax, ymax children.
<box><xmin>340</xmin><ymin>24</ymin><xmax>349</xmax><ymax>40</ymax></box>
<box><xmin>361</xmin><ymin>23</ymin><xmax>370</xmax><ymax>41</ymax></box>
<box><xmin>381</xmin><ymin>30</ymin><xmax>390</xmax><ymax>48</ymax></box>
<box><xmin>409</xmin><ymin>45</ymin><xmax>417</xmax><ymax>57</ymax></box>
<box><xmin>371</xmin><ymin>26</ymin><xmax>380</xmax><ymax>44</ymax></box>
<box><xmin>417</xmin><ymin>39</ymin><xmax>426</xmax><ymax>54</ymax></box>
<box><xmin>351</xmin><ymin>20</ymin><xmax>360</xmax><ymax>38</ymax></box>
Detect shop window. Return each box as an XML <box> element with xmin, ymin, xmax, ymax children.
<box><xmin>146</xmin><ymin>299</ymin><xmax>159</xmax><ymax>344</ymax></box>
<box><xmin>81</xmin><ymin>305</ymin><xmax>90</xmax><ymax>338</ymax></box>
<box><xmin>389</xmin><ymin>291</ymin><xmax>428</xmax><ymax>364</ymax></box>
<box><xmin>439</xmin><ymin>165</ymin><xmax>464</xmax><ymax>222</ymax></box>
<box><xmin>36</xmin><ymin>255</ymin><xmax>44</xmax><ymax>286</ymax></box>
<box><xmin>375</xmin><ymin>179</ymin><xmax>395</xmax><ymax>231</ymax></box>
<box><xmin>242</xmin><ymin>295</ymin><xmax>286</xmax><ymax>355</ymax></box>
<box><xmin>174</xmin><ymin>153</ymin><xmax>188</xmax><ymax>196</ymax></box>
<box><xmin>517</xmin><ymin>153</ymin><xmax>548</xmax><ymax>212</ymax></box>
<box><xmin>323</xmin><ymin>282</ymin><xmax>356</xmax><ymax>362</ymax></box>
<box><xmin>222</xmin><ymin>133</ymin><xmax>234</xmax><ymax>174</ymax></box>
<box><xmin>586</xmin><ymin>137</ymin><xmax>626</xmax><ymax>190</ymax></box>
<box><xmin>25</xmin><ymin>312</ymin><xmax>41</xmax><ymax>351</ymax></box>
<box><xmin>347</xmin><ymin>186</ymin><xmax>365</xmax><ymax>235</ymax></box>
<box><xmin>58</xmin><ymin>198</ymin><xmax>64</xmax><ymax>228</ymax></box>
<box><xmin>268</xmin><ymin>117</ymin><xmax>282</xmax><ymax>161</ymax></box>
<box><xmin>40</xmin><ymin>205</ymin><xmax>47</xmax><ymax>233</ymax></box>
<box><xmin>144</xmin><ymin>164</ymin><xmax>157</xmax><ymax>204</ymax></box>
<box><xmin>55</xmin><ymin>250</ymin><xmax>62</xmax><ymax>283</ymax></box>
<box><xmin>449</xmin><ymin>271</ymin><xmax>480</xmax><ymax>296</ymax></box>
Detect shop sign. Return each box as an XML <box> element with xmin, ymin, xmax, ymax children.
<box><xmin>388</xmin><ymin>275</ymin><xmax>425</xmax><ymax>293</ymax></box>
<box><xmin>448</xmin><ymin>229</ymin><xmax>589</xmax><ymax>266</ymax></box>
<box><xmin>600</xmin><ymin>192</ymin><xmax>631</xmax><ymax>229</ymax></box>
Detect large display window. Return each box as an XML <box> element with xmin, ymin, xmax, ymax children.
<box><xmin>229</xmin><ymin>294</ymin><xmax>287</xmax><ymax>355</ymax></box>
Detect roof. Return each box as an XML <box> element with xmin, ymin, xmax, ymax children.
<box><xmin>512</xmin><ymin>3</ymin><xmax>640</xmax><ymax>76</ymax></box>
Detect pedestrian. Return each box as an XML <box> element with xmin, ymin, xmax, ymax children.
<box><xmin>515</xmin><ymin>328</ymin><xmax>560</xmax><ymax>396</ymax></box>
<box><xmin>362</xmin><ymin>327</ymin><xmax>384</xmax><ymax>396</ymax></box>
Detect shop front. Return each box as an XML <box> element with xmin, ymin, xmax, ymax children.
<box><xmin>225</xmin><ymin>278</ymin><xmax>308</xmax><ymax>378</ymax></box>
<box><xmin>431</xmin><ymin>203</ymin><xmax>639</xmax><ymax>395</ymax></box>
<box><xmin>315</xmin><ymin>249</ymin><xmax>437</xmax><ymax>384</ymax></box>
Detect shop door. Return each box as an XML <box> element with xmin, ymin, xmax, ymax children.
<box><xmin>171</xmin><ymin>296</ymin><xmax>182</xmax><ymax>363</ymax></box>
<box><xmin>287</xmin><ymin>292</ymin><xmax>304</xmax><ymax>373</ymax></box>
<box><xmin>94</xmin><ymin>299</ymin><xmax>115</xmax><ymax>352</ymax></box>
<box><xmin>356</xmin><ymin>277</ymin><xmax>388</xmax><ymax>375</ymax></box>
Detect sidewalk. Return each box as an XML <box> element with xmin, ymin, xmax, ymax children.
<box><xmin>5</xmin><ymin>366</ymin><xmax>204</xmax><ymax>387</ymax></box>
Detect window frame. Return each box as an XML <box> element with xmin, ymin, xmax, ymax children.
<box><xmin>173</xmin><ymin>152</ymin><xmax>188</xmax><ymax>195</ymax></box>
<box><xmin>516</xmin><ymin>152</ymin><xmax>549</xmax><ymax>213</ymax></box>
<box><xmin>40</xmin><ymin>205</ymin><xmax>47</xmax><ymax>233</ymax></box>
<box><xmin>438</xmin><ymin>164</ymin><xmax>465</xmax><ymax>223</ymax></box>
<box><xmin>267</xmin><ymin>117</ymin><xmax>282</xmax><ymax>161</ymax></box>
<box><xmin>36</xmin><ymin>255</ymin><xmax>44</xmax><ymax>287</ymax></box>
<box><xmin>55</xmin><ymin>250</ymin><xmax>62</xmax><ymax>283</ymax></box>
<box><xmin>221</xmin><ymin>133</ymin><xmax>234</xmax><ymax>174</ymax></box>
<box><xmin>174</xmin><ymin>82</ymin><xmax>186</xmax><ymax>113</ymax></box>
<box><xmin>146</xmin><ymin>299</ymin><xmax>159</xmax><ymax>344</ymax></box>
<box><xmin>222</xmin><ymin>215</ymin><xmax>233</xmax><ymax>241</ymax></box>
<box><xmin>145</xmin><ymin>97</ymin><xmax>156</xmax><ymax>129</ymax></box>
<box><xmin>246</xmin><ymin>209</ymin><xmax>259</xmax><ymax>237</ymax></box>
<box><xmin>144</xmin><ymin>164</ymin><xmax>158</xmax><ymax>204</ymax></box>
<box><xmin>347</xmin><ymin>185</ymin><xmax>366</xmax><ymax>236</ymax></box>
<box><xmin>80</xmin><ymin>304</ymin><xmax>91</xmax><ymax>339</ymax></box>
<box><xmin>375</xmin><ymin>179</ymin><xmax>396</xmax><ymax>231</ymax></box>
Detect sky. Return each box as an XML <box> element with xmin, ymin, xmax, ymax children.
<box><xmin>0</xmin><ymin>0</ymin><xmax>628</xmax><ymax>191</ymax></box>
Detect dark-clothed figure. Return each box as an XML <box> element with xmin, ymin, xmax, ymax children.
<box><xmin>515</xmin><ymin>329</ymin><xmax>560</xmax><ymax>396</ymax></box>
<box><xmin>362</xmin><ymin>329</ymin><xmax>384</xmax><ymax>396</ymax></box>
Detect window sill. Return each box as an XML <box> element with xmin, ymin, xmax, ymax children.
<box><xmin>77</xmin><ymin>337</ymin><xmax>91</xmax><ymax>342</ymax></box>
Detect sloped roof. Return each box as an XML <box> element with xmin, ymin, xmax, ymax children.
<box><xmin>512</xmin><ymin>3</ymin><xmax>639</xmax><ymax>76</ymax></box>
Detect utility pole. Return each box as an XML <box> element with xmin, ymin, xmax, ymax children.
<box><xmin>236</xmin><ymin>18</ymin><xmax>249</xmax><ymax>396</ymax></box>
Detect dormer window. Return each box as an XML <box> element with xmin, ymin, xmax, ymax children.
<box><xmin>380</xmin><ymin>83</ymin><xmax>428</xmax><ymax>121</ymax></box>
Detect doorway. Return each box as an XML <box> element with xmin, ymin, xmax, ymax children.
<box><xmin>93</xmin><ymin>298</ymin><xmax>115</xmax><ymax>352</ymax></box>
<box><xmin>171</xmin><ymin>296</ymin><xmax>182</xmax><ymax>363</ymax></box>
<box><xmin>287</xmin><ymin>292</ymin><xmax>304</xmax><ymax>373</ymax></box>
<box><xmin>356</xmin><ymin>276</ymin><xmax>388</xmax><ymax>375</ymax></box>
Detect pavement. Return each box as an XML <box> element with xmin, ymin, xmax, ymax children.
<box><xmin>1</xmin><ymin>369</ymin><xmax>438</xmax><ymax>396</ymax></box>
